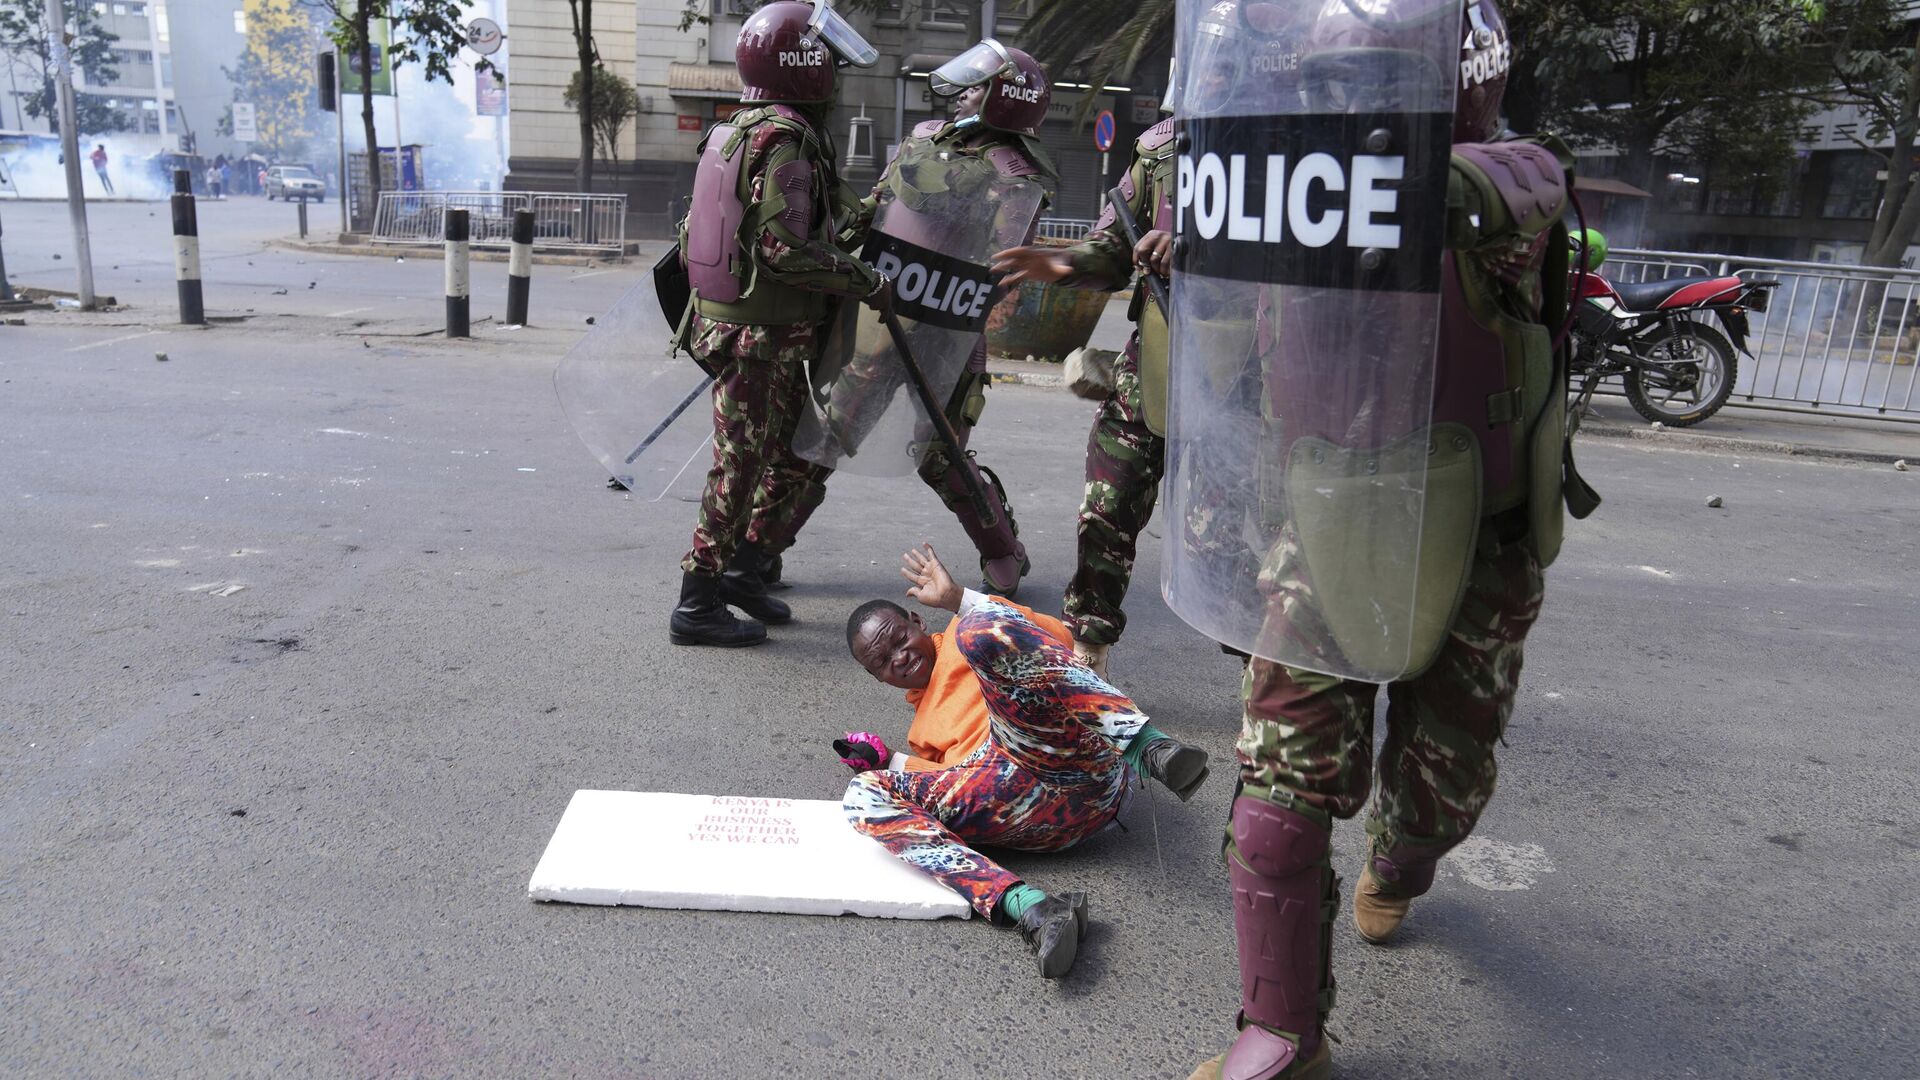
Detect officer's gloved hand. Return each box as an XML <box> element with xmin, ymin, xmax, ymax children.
<box><xmin>833</xmin><ymin>731</ymin><xmax>890</xmax><ymax>772</ymax></box>
<box><xmin>862</xmin><ymin>274</ymin><xmax>894</xmax><ymax>314</ymax></box>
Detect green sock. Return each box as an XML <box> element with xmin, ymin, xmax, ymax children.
<box><xmin>998</xmin><ymin>883</ymin><xmax>1048</xmax><ymax>921</ymax></box>
<box><xmin>1122</xmin><ymin>723</ymin><xmax>1171</xmax><ymax>770</ymax></box>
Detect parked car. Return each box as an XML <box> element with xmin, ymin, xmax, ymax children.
<box><xmin>265</xmin><ymin>165</ymin><xmax>325</xmax><ymax>202</ymax></box>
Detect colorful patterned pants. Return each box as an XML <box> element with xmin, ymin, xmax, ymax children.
<box><xmin>844</xmin><ymin>599</ymin><xmax>1149</xmax><ymax>917</ymax></box>
<box><xmin>680</xmin><ymin>316</ymin><xmax>834</xmax><ymax>576</ymax></box>
<box><xmin>1237</xmin><ymin>529</ymin><xmax>1546</xmax><ymax>892</ymax></box>
<box><xmin>1063</xmin><ymin>335</ymin><xmax>1164</xmax><ymax>646</ymax></box>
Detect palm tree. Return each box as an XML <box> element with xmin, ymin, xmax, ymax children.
<box><xmin>1022</xmin><ymin>0</ymin><xmax>1176</xmax><ymax>124</ymax></box>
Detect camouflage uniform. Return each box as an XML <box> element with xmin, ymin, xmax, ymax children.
<box><xmin>1239</xmin><ymin>522</ymin><xmax>1545</xmax><ymax>881</ymax></box>
<box><xmin>1057</xmin><ymin>120</ymin><xmax>1178</xmax><ymax>645</ymax></box>
<box><xmin>1237</xmin><ymin>133</ymin><xmax>1578</xmax><ymax>899</ymax></box>
<box><xmin>680</xmin><ymin>113</ymin><xmax>878</xmax><ymax>578</ymax></box>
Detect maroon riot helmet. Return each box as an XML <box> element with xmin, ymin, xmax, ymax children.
<box><xmin>1303</xmin><ymin>0</ymin><xmax>1510</xmax><ymax>143</ymax></box>
<box><xmin>929</xmin><ymin>39</ymin><xmax>1051</xmax><ymax>134</ymax></box>
<box><xmin>737</xmin><ymin>0</ymin><xmax>879</xmax><ymax>106</ymax></box>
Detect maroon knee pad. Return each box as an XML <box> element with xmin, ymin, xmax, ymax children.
<box><xmin>1224</xmin><ymin>797</ymin><xmax>1336</xmax><ymax>1072</ymax></box>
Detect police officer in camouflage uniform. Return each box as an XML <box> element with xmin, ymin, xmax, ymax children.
<box><xmin>1184</xmin><ymin>2</ymin><xmax>1598</xmax><ymax>1077</ymax></box>
<box><xmin>991</xmin><ymin>102</ymin><xmax>1178</xmax><ymax>677</ymax></box>
<box><xmin>671</xmin><ymin>0</ymin><xmax>886</xmax><ymax>647</ymax></box>
<box><xmin>840</xmin><ymin>41</ymin><xmax>1060</xmax><ymax>597</ymax></box>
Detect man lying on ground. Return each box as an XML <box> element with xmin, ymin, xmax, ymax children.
<box><xmin>838</xmin><ymin>543</ymin><xmax>1210</xmax><ymax>978</ymax></box>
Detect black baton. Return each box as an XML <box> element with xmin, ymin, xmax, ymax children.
<box><xmin>624</xmin><ymin>376</ymin><xmax>714</xmax><ymax>464</ymax></box>
<box><xmin>876</xmin><ymin>304</ymin><xmax>999</xmax><ymax>524</ymax></box>
<box><xmin>1106</xmin><ymin>186</ymin><xmax>1170</xmax><ymax>321</ymax></box>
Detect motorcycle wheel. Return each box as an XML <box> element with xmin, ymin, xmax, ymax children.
<box><xmin>1625</xmin><ymin>318</ymin><xmax>1737</xmax><ymax>427</ymax></box>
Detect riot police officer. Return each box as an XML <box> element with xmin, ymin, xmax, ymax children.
<box><xmin>670</xmin><ymin>0</ymin><xmax>886</xmax><ymax>647</ymax></box>
<box><xmin>1172</xmin><ymin>2</ymin><xmax>1598</xmax><ymax>1077</ymax></box>
<box><xmin>844</xmin><ymin>40</ymin><xmax>1060</xmax><ymax>598</ymax></box>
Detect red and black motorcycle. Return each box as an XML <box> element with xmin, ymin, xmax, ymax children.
<box><xmin>1568</xmin><ymin>245</ymin><xmax>1779</xmax><ymax>427</ymax></box>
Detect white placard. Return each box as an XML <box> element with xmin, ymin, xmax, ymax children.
<box><xmin>232</xmin><ymin>102</ymin><xmax>257</xmax><ymax>143</ymax></box>
<box><xmin>528</xmin><ymin>790</ymin><xmax>972</xmax><ymax>920</ymax></box>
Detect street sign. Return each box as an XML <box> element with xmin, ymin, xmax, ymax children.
<box><xmin>231</xmin><ymin>102</ymin><xmax>257</xmax><ymax>143</ymax></box>
<box><xmin>468</xmin><ymin>17</ymin><xmax>504</xmax><ymax>56</ymax></box>
<box><xmin>1093</xmin><ymin>109</ymin><xmax>1115</xmax><ymax>152</ymax></box>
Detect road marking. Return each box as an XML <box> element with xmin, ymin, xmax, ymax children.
<box><xmin>64</xmin><ymin>330</ymin><xmax>167</xmax><ymax>353</ymax></box>
<box><xmin>324</xmin><ymin>306</ymin><xmax>378</xmax><ymax>317</ymax></box>
<box><xmin>1448</xmin><ymin>837</ymin><xmax>1556</xmax><ymax>892</ymax></box>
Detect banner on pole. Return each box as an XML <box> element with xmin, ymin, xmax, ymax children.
<box><xmin>476</xmin><ymin>67</ymin><xmax>507</xmax><ymax>116</ymax></box>
<box><xmin>231</xmin><ymin>102</ymin><xmax>257</xmax><ymax>143</ymax></box>
<box><xmin>341</xmin><ymin>18</ymin><xmax>393</xmax><ymax>96</ymax></box>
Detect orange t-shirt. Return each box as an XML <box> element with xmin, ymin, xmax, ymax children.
<box><xmin>900</xmin><ymin>600</ymin><xmax>1072</xmax><ymax>772</ymax></box>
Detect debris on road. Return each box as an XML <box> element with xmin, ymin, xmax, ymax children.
<box><xmin>228</xmin><ymin>807</ymin><xmax>247</xmax><ymax>817</ymax></box>
<box><xmin>1649</xmin><ymin>421</ymin><xmax>1665</xmax><ymax>430</ymax></box>
<box><xmin>155</xmin><ymin>352</ymin><xmax>168</xmax><ymax>362</ymax></box>
<box><xmin>1706</xmin><ymin>495</ymin><xmax>1723</xmax><ymax>508</ymax></box>
<box><xmin>1897</xmin><ymin>459</ymin><xmax>1910</xmax><ymax>472</ymax></box>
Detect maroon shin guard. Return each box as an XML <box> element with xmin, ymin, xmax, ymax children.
<box><xmin>1223</xmin><ymin>797</ymin><xmax>1336</xmax><ymax>1079</ymax></box>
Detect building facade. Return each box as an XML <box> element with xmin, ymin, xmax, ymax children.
<box><xmin>504</xmin><ymin>0</ymin><xmax>1167</xmax><ymax>238</ymax></box>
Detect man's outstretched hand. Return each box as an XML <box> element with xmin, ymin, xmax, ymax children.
<box><xmin>901</xmin><ymin>543</ymin><xmax>963</xmax><ymax>612</ymax></box>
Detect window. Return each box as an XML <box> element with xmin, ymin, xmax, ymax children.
<box><xmin>1822</xmin><ymin>152</ymin><xmax>1881</xmax><ymax>220</ymax></box>
<box><xmin>233</xmin><ymin>10</ymin><xmax>245</xmax><ymax>34</ymax></box>
<box><xmin>159</xmin><ymin>54</ymin><xmax>171</xmax><ymax>88</ymax></box>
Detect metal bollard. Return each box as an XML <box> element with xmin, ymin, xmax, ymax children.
<box><xmin>297</xmin><ymin>196</ymin><xmax>309</xmax><ymax>240</ymax></box>
<box><xmin>505</xmin><ymin>209</ymin><xmax>533</xmax><ymax>326</ymax></box>
<box><xmin>170</xmin><ymin>169</ymin><xmax>204</xmax><ymax>325</ymax></box>
<box><xmin>444</xmin><ymin>208</ymin><xmax>470</xmax><ymax>338</ymax></box>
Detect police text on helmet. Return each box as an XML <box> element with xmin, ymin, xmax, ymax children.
<box><xmin>999</xmin><ymin>82</ymin><xmax>1042</xmax><ymax>104</ymax></box>
<box><xmin>779</xmin><ymin>48</ymin><xmax>827</xmax><ymax>67</ymax></box>
<box><xmin>1176</xmin><ymin>152</ymin><xmax>1404</xmax><ymax>249</ymax></box>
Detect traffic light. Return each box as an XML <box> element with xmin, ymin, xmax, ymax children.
<box><xmin>317</xmin><ymin>52</ymin><xmax>336</xmax><ymax>112</ymax></box>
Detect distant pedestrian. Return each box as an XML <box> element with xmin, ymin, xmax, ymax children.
<box><xmin>89</xmin><ymin>144</ymin><xmax>112</xmax><ymax>194</ymax></box>
<box><xmin>206</xmin><ymin>164</ymin><xmax>223</xmax><ymax>199</ymax></box>
<box><xmin>220</xmin><ymin>161</ymin><xmax>232</xmax><ymax>197</ymax></box>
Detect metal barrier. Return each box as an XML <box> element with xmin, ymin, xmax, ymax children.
<box><xmin>1607</xmin><ymin>246</ymin><xmax>1920</xmax><ymax>421</ymax></box>
<box><xmin>370</xmin><ymin>190</ymin><xmax>627</xmax><ymax>255</ymax></box>
<box><xmin>1034</xmin><ymin>217</ymin><xmax>1096</xmax><ymax>242</ymax></box>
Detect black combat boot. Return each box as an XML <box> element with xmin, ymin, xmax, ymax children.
<box><xmin>718</xmin><ymin>542</ymin><xmax>791</xmax><ymax>624</ymax></box>
<box><xmin>670</xmin><ymin>571</ymin><xmax>767</xmax><ymax>647</ymax></box>
<box><xmin>1013</xmin><ymin>892</ymin><xmax>1089</xmax><ymax>979</ymax></box>
<box><xmin>762</xmin><ymin>553</ymin><xmax>791</xmax><ymax>591</ymax></box>
<box><xmin>1141</xmin><ymin>738</ymin><xmax>1211</xmax><ymax>802</ymax></box>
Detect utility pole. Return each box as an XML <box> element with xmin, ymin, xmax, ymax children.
<box><xmin>43</xmin><ymin>0</ymin><xmax>96</xmax><ymax>309</ymax></box>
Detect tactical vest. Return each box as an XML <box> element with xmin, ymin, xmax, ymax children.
<box><xmin>1122</xmin><ymin>118</ymin><xmax>1179</xmax><ymax>436</ymax></box>
<box><xmin>683</xmin><ymin>104</ymin><xmax>836</xmax><ymax>326</ymax></box>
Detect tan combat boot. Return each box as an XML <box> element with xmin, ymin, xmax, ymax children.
<box><xmin>1072</xmin><ymin>640</ymin><xmax>1111</xmax><ymax>681</ymax></box>
<box><xmin>1353</xmin><ymin>863</ymin><xmax>1413</xmax><ymax>944</ymax></box>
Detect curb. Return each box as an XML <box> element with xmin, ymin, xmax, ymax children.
<box><xmin>264</xmin><ymin>238</ymin><xmax>622</xmax><ymax>268</ymax></box>
<box><xmin>1577</xmin><ymin>421</ymin><xmax>1912</xmax><ymax>466</ymax></box>
<box><xmin>987</xmin><ymin>368</ymin><xmax>1064</xmax><ymax>388</ymax></box>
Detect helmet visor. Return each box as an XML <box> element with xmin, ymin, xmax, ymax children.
<box><xmin>809</xmin><ymin>2</ymin><xmax>878</xmax><ymax>68</ymax></box>
<box><xmin>1184</xmin><ymin>16</ymin><xmax>1242</xmax><ymax>116</ymax></box>
<box><xmin>929</xmin><ymin>40</ymin><xmax>1012</xmax><ymax>97</ymax></box>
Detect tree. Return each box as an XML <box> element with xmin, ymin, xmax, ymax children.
<box><xmin>1503</xmin><ymin>1</ymin><xmax>1836</xmax><ymax>222</ymax></box>
<box><xmin>1024</xmin><ymin>0</ymin><xmax>1173</xmax><ymax>126</ymax></box>
<box><xmin>568</xmin><ymin>0</ymin><xmax>596</xmax><ymax>191</ymax></box>
<box><xmin>223</xmin><ymin>0</ymin><xmax>325</xmax><ymax>162</ymax></box>
<box><xmin>310</xmin><ymin>0</ymin><xmax>478</xmax><ymax>213</ymax></box>
<box><xmin>565</xmin><ymin>65</ymin><xmax>639</xmax><ymax>169</ymax></box>
<box><xmin>0</xmin><ymin>0</ymin><xmax>125</xmax><ymax>136</ymax></box>
<box><xmin>1813</xmin><ymin>1</ymin><xmax>1920</xmax><ymax>268</ymax></box>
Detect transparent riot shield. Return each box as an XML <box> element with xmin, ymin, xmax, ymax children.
<box><xmin>1162</xmin><ymin>0</ymin><xmax>1464</xmax><ymax>681</ymax></box>
<box><xmin>792</xmin><ymin>163</ymin><xmax>1045</xmax><ymax>475</ymax></box>
<box><xmin>554</xmin><ymin>281</ymin><xmax>715</xmax><ymax>502</ymax></box>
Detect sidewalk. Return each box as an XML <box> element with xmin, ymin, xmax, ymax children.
<box><xmin>986</xmin><ymin>290</ymin><xmax>1920</xmax><ymax>466</ymax></box>
<box><xmin>1576</xmin><ymin>399</ymin><xmax>1920</xmax><ymax>464</ymax></box>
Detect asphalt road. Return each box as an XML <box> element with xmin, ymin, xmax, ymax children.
<box><xmin>3</xmin><ymin>202</ymin><xmax>1918</xmax><ymax>1078</ymax></box>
